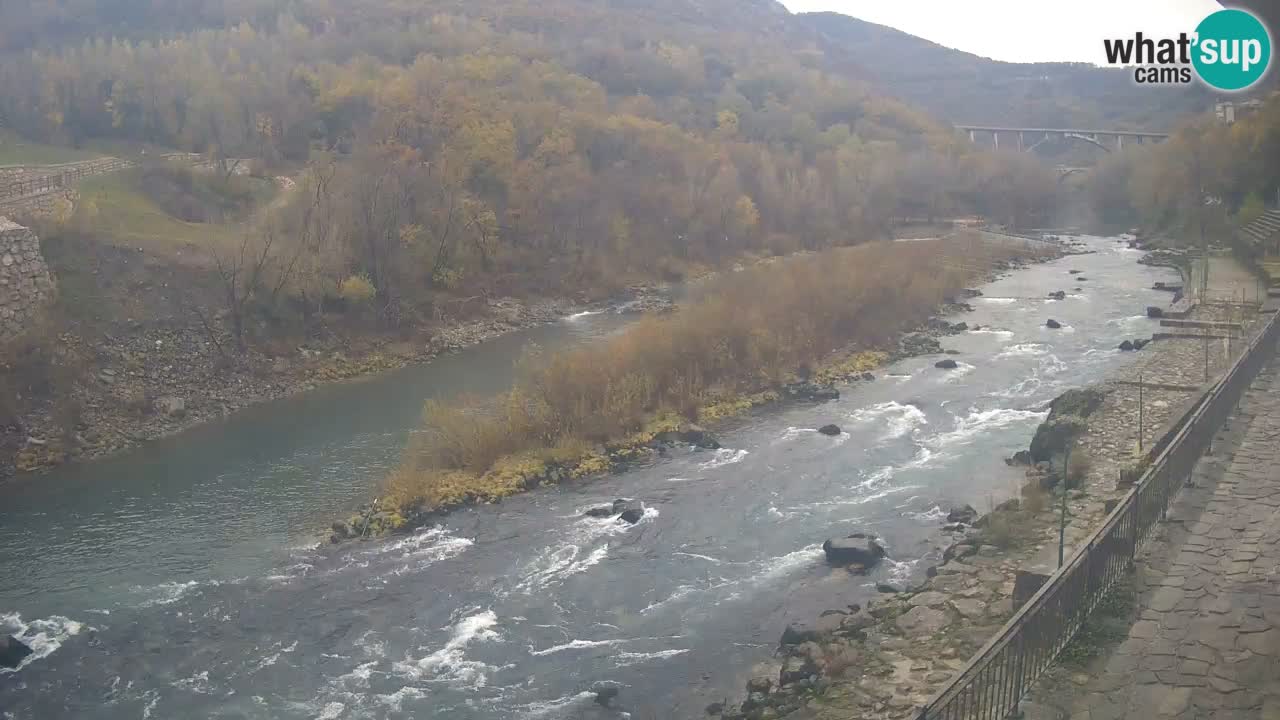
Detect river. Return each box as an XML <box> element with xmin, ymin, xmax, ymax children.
<box><xmin>0</xmin><ymin>235</ymin><xmax>1175</xmax><ymax>720</ymax></box>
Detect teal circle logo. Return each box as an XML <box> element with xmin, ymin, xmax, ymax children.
<box><xmin>1192</xmin><ymin>8</ymin><xmax>1272</xmax><ymax>91</ymax></box>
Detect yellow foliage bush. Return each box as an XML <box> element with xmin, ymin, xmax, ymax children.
<box><xmin>338</xmin><ymin>274</ymin><xmax>377</xmax><ymax>305</ymax></box>
<box><xmin>386</xmin><ymin>235</ymin><xmax>1045</xmax><ymax>510</ymax></box>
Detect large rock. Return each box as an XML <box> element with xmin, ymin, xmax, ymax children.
<box><xmin>1045</xmin><ymin>319</ymin><xmax>1062</xmax><ymax>329</ymax></box>
<box><xmin>1147</xmin><ymin>306</ymin><xmax>1164</xmax><ymax>318</ymax></box>
<box><xmin>779</xmin><ymin>653</ymin><xmax>819</xmax><ymax>685</ymax></box>
<box><xmin>1118</xmin><ymin>340</ymin><xmax>1135</xmax><ymax>351</ymax></box>
<box><xmin>1047</xmin><ymin>290</ymin><xmax>1066</xmax><ymax>300</ymax></box>
<box><xmin>946</xmin><ymin>504</ymin><xmax>978</xmax><ymax>524</ymax></box>
<box><xmin>591</xmin><ymin>682</ymin><xmax>620</xmax><ymax>707</ymax></box>
<box><xmin>817</xmin><ymin>424</ymin><xmax>842</xmax><ymax>436</ymax></box>
<box><xmin>934</xmin><ymin>359</ymin><xmax>958</xmax><ymax>370</ymax></box>
<box><xmin>822</xmin><ymin>533</ymin><xmax>886</xmax><ymax>567</ymax></box>
<box><xmin>155</xmin><ymin>396</ymin><xmax>186</xmax><ymax>418</ymax></box>
<box><xmin>0</xmin><ymin>635</ymin><xmax>32</xmax><ymax>669</ymax></box>
<box><xmin>780</xmin><ymin>621</ymin><xmax>825</xmax><ymax>647</ymax></box>
<box><xmin>895</xmin><ymin>606</ymin><xmax>950</xmax><ymax>637</ymax></box>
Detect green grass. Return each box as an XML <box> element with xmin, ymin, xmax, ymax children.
<box><xmin>77</xmin><ymin>172</ymin><xmax>245</xmax><ymax>262</ymax></box>
<box><xmin>0</xmin><ymin>132</ymin><xmax>103</xmax><ymax>166</ymax></box>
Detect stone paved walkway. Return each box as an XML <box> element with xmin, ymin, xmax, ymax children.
<box><xmin>1027</xmin><ymin>359</ymin><xmax>1280</xmax><ymax>719</ymax></box>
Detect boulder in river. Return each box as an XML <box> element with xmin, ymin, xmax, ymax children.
<box><xmin>584</xmin><ymin>505</ymin><xmax>616</xmax><ymax>518</ymax></box>
<box><xmin>816</xmin><ymin>424</ymin><xmax>842</xmax><ymax>436</ymax></box>
<box><xmin>591</xmin><ymin>682</ymin><xmax>620</xmax><ymax>707</ymax></box>
<box><xmin>822</xmin><ymin>533</ymin><xmax>886</xmax><ymax>567</ymax></box>
<box><xmin>780</xmin><ymin>621</ymin><xmax>824</xmax><ymax>647</ymax></box>
<box><xmin>1147</xmin><ymin>306</ymin><xmax>1164</xmax><ymax>318</ymax></box>
<box><xmin>1077</xmin><ymin>277</ymin><xmax>1088</xmax><ymax>282</ymax></box>
<box><xmin>934</xmin><ymin>359</ymin><xmax>958</xmax><ymax>370</ymax></box>
<box><xmin>1</xmin><ymin>636</ymin><xmax>32</xmax><ymax>669</ymax></box>
<box><xmin>1045</xmin><ymin>319</ymin><xmax>1062</xmax><ymax>329</ymax></box>
<box><xmin>618</xmin><ymin>506</ymin><xmax>645</xmax><ymax>524</ymax></box>
<box><xmin>860</xmin><ymin>372</ymin><xmax>875</xmax><ymax>382</ymax></box>
<box><xmin>947</xmin><ymin>504</ymin><xmax>978</xmax><ymax>524</ymax></box>
<box><xmin>1069</xmin><ymin>269</ymin><xmax>1083</xmax><ymax>275</ymax></box>
<box><xmin>1118</xmin><ymin>340</ymin><xmax>1135</xmax><ymax>351</ymax></box>
<box><xmin>1047</xmin><ymin>290</ymin><xmax>1066</xmax><ymax>300</ymax></box>
<box><xmin>1006</xmin><ymin>450</ymin><xmax>1033</xmax><ymax>466</ymax></box>
<box><xmin>1133</xmin><ymin>338</ymin><xmax>1151</xmax><ymax>350</ymax></box>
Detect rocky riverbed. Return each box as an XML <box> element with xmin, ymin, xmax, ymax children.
<box><xmin>6</xmin><ymin>293</ymin><xmax>681</xmax><ymax>477</ymax></box>
<box><xmin>710</xmin><ymin>243</ymin><xmax>1269</xmax><ymax>720</ymax></box>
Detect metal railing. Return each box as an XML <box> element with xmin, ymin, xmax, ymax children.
<box><xmin>917</xmin><ymin>302</ymin><xmax>1280</xmax><ymax>720</ymax></box>
<box><xmin>0</xmin><ymin>157</ymin><xmax>134</xmax><ymax>203</ymax></box>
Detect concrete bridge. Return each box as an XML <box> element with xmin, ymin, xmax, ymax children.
<box><xmin>956</xmin><ymin>125</ymin><xmax>1170</xmax><ymax>153</ymax></box>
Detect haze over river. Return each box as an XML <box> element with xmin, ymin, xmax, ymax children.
<box><xmin>0</xmin><ymin>235</ymin><xmax>1175</xmax><ymax>719</ymax></box>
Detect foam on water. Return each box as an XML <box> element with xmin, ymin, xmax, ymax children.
<box><xmin>969</xmin><ymin>328</ymin><xmax>1015</xmax><ymax>340</ymax></box>
<box><xmin>941</xmin><ymin>362</ymin><xmax>976</xmax><ymax>381</ymax></box>
<box><xmin>699</xmin><ymin>448</ymin><xmax>749</xmax><ymax>469</ymax></box>
<box><xmin>613</xmin><ymin>648</ymin><xmax>691</xmax><ymax>667</ymax></box>
<box><xmin>926</xmin><ymin>407</ymin><xmax>1047</xmax><ymax>451</ymax></box>
<box><xmin>996</xmin><ymin>343</ymin><xmax>1047</xmax><ymax>359</ymax></box>
<box><xmin>393</xmin><ymin>610</ymin><xmax>502</xmax><ymax>688</ymax></box>
<box><xmin>520</xmin><ymin>691</ymin><xmax>596</xmax><ymax>718</ymax></box>
<box><xmin>377</xmin><ymin>687</ymin><xmax>426</xmax><ymax>712</ymax></box>
<box><xmin>528</xmin><ymin>638</ymin><xmax>629</xmax><ymax>656</ymax></box>
<box><xmin>564</xmin><ymin>309</ymin><xmax>605</xmax><ymax>321</ymax></box>
<box><xmin>847</xmin><ymin>401</ymin><xmax>929</xmax><ymax>440</ymax></box>
<box><xmin>749</xmin><ymin>544</ymin><xmax>823</xmax><ymax>583</ymax></box>
<box><xmin>315</xmin><ymin>702</ymin><xmax>345</xmax><ymax>720</ymax></box>
<box><xmin>0</xmin><ymin>612</ymin><xmax>85</xmax><ymax>673</ymax></box>
<box><xmin>886</xmin><ymin>558</ymin><xmax>921</xmax><ymax>585</ymax></box>
<box><xmin>902</xmin><ymin>505</ymin><xmax>948</xmax><ymax>523</ymax></box>
<box><xmin>980</xmin><ymin>297</ymin><xmax>1018</xmax><ymax>304</ymax></box>
<box><xmin>172</xmin><ymin>670</ymin><xmax>213</xmax><ymax>694</ymax></box>
<box><xmin>133</xmin><ymin>580</ymin><xmax>204</xmax><ymax>607</ymax></box>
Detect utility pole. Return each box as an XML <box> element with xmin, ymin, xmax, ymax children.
<box><xmin>1059</xmin><ymin>443</ymin><xmax>1072</xmax><ymax>569</ymax></box>
<box><xmin>1138</xmin><ymin>374</ymin><xmax>1144</xmax><ymax>455</ymax></box>
<box><xmin>1204</xmin><ymin>325</ymin><xmax>1211</xmax><ymax>383</ymax></box>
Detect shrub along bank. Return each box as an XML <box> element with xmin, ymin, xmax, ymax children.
<box><xmin>343</xmin><ymin>234</ymin><xmax>1048</xmax><ymax>538</ymax></box>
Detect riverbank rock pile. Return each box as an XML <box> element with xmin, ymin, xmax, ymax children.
<box><xmin>781</xmin><ymin>381</ymin><xmax>840</xmax><ymax>402</ymax></box>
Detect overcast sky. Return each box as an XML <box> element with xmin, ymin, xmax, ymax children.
<box><xmin>780</xmin><ymin>0</ymin><xmax>1225</xmax><ymax>64</ymax></box>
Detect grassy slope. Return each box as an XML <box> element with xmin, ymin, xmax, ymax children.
<box><xmin>76</xmin><ymin>172</ymin><xmax>259</xmax><ymax>266</ymax></box>
<box><xmin>0</xmin><ymin>132</ymin><xmax>103</xmax><ymax>165</ymax></box>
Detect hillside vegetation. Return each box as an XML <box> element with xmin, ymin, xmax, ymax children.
<box><xmin>1084</xmin><ymin>96</ymin><xmax>1280</xmax><ymax>238</ymax></box>
<box><xmin>1</xmin><ymin>0</ymin><xmax>1064</xmax><ymax>324</ymax></box>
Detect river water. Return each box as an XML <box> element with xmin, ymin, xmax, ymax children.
<box><xmin>0</xmin><ymin>236</ymin><xmax>1175</xmax><ymax>720</ymax></box>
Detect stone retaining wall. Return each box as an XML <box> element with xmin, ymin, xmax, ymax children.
<box><xmin>0</xmin><ymin>217</ymin><xmax>56</xmax><ymax>340</ymax></box>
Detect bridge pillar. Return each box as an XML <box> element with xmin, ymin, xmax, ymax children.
<box><xmin>1117</xmin><ymin>135</ymin><xmax>1124</xmax><ymax>151</ymax></box>
<box><xmin>993</xmin><ymin>131</ymin><xmax>999</xmax><ymax>149</ymax></box>
<box><xmin>1017</xmin><ymin>131</ymin><xmax>1024</xmax><ymax>152</ymax></box>
<box><xmin>969</xmin><ymin>129</ymin><xmax>975</xmax><ymax>143</ymax></box>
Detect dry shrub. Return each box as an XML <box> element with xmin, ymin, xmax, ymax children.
<box><xmin>981</xmin><ymin>511</ymin><xmax>1036</xmax><ymax>550</ymax></box>
<box><xmin>1066</xmin><ymin>449</ymin><xmax>1092</xmax><ymax>489</ymax></box>
<box><xmin>1021</xmin><ymin>481</ymin><xmax>1049</xmax><ymax>515</ymax></box>
<box><xmin>390</xmin><ymin>235</ymin><xmax>1043</xmax><ymax>507</ymax></box>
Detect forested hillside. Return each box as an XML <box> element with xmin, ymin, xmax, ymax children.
<box><xmin>0</xmin><ymin>0</ymin><xmax>1063</xmax><ymax>308</ymax></box>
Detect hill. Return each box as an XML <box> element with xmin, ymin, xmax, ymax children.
<box><xmin>793</xmin><ymin>11</ymin><xmax>1213</xmax><ymax>130</ymax></box>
